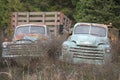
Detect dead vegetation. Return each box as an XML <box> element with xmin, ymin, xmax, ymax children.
<box><xmin>0</xmin><ymin>37</ymin><xmax>120</xmax><ymax>80</ymax></box>
<box><xmin>0</xmin><ymin>58</ymin><xmax>120</xmax><ymax>80</ymax></box>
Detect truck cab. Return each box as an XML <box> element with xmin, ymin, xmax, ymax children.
<box><xmin>2</xmin><ymin>24</ymin><xmax>51</xmax><ymax>58</ymax></box>
<box><xmin>60</xmin><ymin>22</ymin><xmax>112</xmax><ymax>65</ymax></box>
<box><xmin>13</xmin><ymin>24</ymin><xmax>51</xmax><ymax>42</ymax></box>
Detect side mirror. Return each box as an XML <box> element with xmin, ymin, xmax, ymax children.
<box><xmin>69</xmin><ymin>28</ymin><xmax>73</xmax><ymax>35</ymax></box>
<box><xmin>2</xmin><ymin>38</ymin><xmax>9</xmax><ymax>48</ymax></box>
<box><xmin>69</xmin><ymin>31</ymin><xmax>72</xmax><ymax>36</ymax></box>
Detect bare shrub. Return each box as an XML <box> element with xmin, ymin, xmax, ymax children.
<box><xmin>1</xmin><ymin>55</ymin><xmax>120</xmax><ymax>80</ymax></box>
<box><xmin>0</xmin><ymin>73</ymin><xmax>11</xmax><ymax>80</ymax></box>
<box><xmin>111</xmin><ymin>41</ymin><xmax>119</xmax><ymax>62</ymax></box>
<box><xmin>117</xmin><ymin>41</ymin><xmax>120</xmax><ymax>62</ymax></box>
<box><xmin>112</xmin><ymin>40</ymin><xmax>120</xmax><ymax>63</ymax></box>
<box><xmin>47</xmin><ymin>36</ymin><xmax>67</xmax><ymax>60</ymax></box>
<box><xmin>0</xmin><ymin>36</ymin><xmax>120</xmax><ymax>80</ymax></box>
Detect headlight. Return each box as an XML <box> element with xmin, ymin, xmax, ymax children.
<box><xmin>105</xmin><ymin>45</ymin><xmax>111</xmax><ymax>53</ymax></box>
<box><xmin>67</xmin><ymin>36</ymin><xmax>71</xmax><ymax>41</ymax></box>
<box><xmin>2</xmin><ymin>42</ymin><xmax>8</xmax><ymax>48</ymax></box>
<box><xmin>62</xmin><ymin>45</ymin><xmax>68</xmax><ymax>50</ymax></box>
<box><xmin>105</xmin><ymin>48</ymin><xmax>111</xmax><ymax>53</ymax></box>
<box><xmin>62</xmin><ymin>44</ymin><xmax>69</xmax><ymax>55</ymax></box>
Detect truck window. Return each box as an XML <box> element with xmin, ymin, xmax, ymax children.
<box><xmin>15</xmin><ymin>26</ymin><xmax>45</xmax><ymax>38</ymax></box>
<box><xmin>74</xmin><ymin>25</ymin><xmax>106</xmax><ymax>37</ymax></box>
<box><xmin>31</xmin><ymin>26</ymin><xmax>45</xmax><ymax>34</ymax></box>
<box><xmin>74</xmin><ymin>25</ymin><xmax>89</xmax><ymax>34</ymax></box>
<box><xmin>15</xmin><ymin>26</ymin><xmax>29</xmax><ymax>36</ymax></box>
<box><xmin>90</xmin><ymin>26</ymin><xmax>106</xmax><ymax>37</ymax></box>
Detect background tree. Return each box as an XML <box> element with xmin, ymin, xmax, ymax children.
<box><xmin>74</xmin><ymin>0</ymin><xmax>120</xmax><ymax>28</ymax></box>
<box><xmin>0</xmin><ymin>0</ymin><xmax>120</xmax><ymax>29</ymax></box>
<box><xmin>0</xmin><ymin>0</ymin><xmax>23</xmax><ymax>28</ymax></box>
<box><xmin>0</xmin><ymin>0</ymin><xmax>24</xmax><ymax>38</ymax></box>
<box><xmin>20</xmin><ymin>0</ymin><xmax>50</xmax><ymax>11</ymax></box>
<box><xmin>48</xmin><ymin>0</ymin><xmax>75</xmax><ymax>20</ymax></box>
<box><xmin>111</xmin><ymin>0</ymin><xmax>120</xmax><ymax>27</ymax></box>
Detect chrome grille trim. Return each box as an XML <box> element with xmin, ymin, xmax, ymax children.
<box><xmin>70</xmin><ymin>46</ymin><xmax>104</xmax><ymax>60</ymax></box>
<box><xmin>7</xmin><ymin>44</ymin><xmax>40</xmax><ymax>55</ymax></box>
<box><xmin>77</xmin><ymin>45</ymin><xmax>97</xmax><ymax>48</ymax></box>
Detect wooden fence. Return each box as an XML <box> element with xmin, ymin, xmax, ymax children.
<box><xmin>11</xmin><ymin>12</ymin><xmax>72</xmax><ymax>36</ymax></box>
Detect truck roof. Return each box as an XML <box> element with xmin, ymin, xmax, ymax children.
<box><xmin>75</xmin><ymin>22</ymin><xmax>108</xmax><ymax>28</ymax></box>
<box><xmin>16</xmin><ymin>24</ymin><xmax>47</xmax><ymax>28</ymax></box>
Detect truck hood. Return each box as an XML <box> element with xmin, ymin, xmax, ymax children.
<box><xmin>14</xmin><ymin>34</ymin><xmax>43</xmax><ymax>42</ymax></box>
<box><xmin>70</xmin><ymin>34</ymin><xmax>107</xmax><ymax>46</ymax></box>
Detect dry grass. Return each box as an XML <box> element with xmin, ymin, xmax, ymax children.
<box><xmin>0</xmin><ymin>59</ymin><xmax>119</xmax><ymax>80</ymax></box>
<box><xmin>0</xmin><ymin>37</ymin><xmax>120</xmax><ymax>80</ymax></box>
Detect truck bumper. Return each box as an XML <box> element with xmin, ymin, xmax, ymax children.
<box><xmin>60</xmin><ymin>52</ymin><xmax>112</xmax><ymax>65</ymax></box>
<box><xmin>2</xmin><ymin>48</ymin><xmax>46</xmax><ymax>59</ymax></box>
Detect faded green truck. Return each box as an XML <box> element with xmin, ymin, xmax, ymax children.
<box><xmin>60</xmin><ymin>22</ymin><xmax>112</xmax><ymax>65</ymax></box>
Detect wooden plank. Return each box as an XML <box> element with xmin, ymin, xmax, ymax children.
<box><xmin>44</xmin><ymin>22</ymin><xmax>60</xmax><ymax>26</ymax></box>
<box><xmin>12</xmin><ymin>12</ymin><xmax>70</xmax><ymax>20</ymax></box>
<box><xmin>12</xmin><ymin>22</ymin><xmax>28</xmax><ymax>27</ymax></box>
<box><xmin>29</xmin><ymin>12</ymin><xmax>45</xmax><ymax>15</ymax></box>
<box><xmin>12</xmin><ymin>21</ymin><xmax>60</xmax><ymax>26</ymax></box>
<box><xmin>54</xmin><ymin>12</ymin><xmax>58</xmax><ymax>36</ymax></box>
<box><xmin>18</xmin><ymin>22</ymin><xmax>43</xmax><ymax>25</ymax></box>
<box><xmin>49</xmin><ymin>27</ymin><xmax>55</xmax><ymax>30</ymax></box>
<box><xmin>16</xmin><ymin>22</ymin><xmax>60</xmax><ymax>26</ymax></box>
<box><xmin>45</xmin><ymin>17</ymin><xmax>60</xmax><ymax>20</ymax></box>
<box><xmin>13</xmin><ymin>17</ymin><xmax>60</xmax><ymax>22</ymax></box>
<box><xmin>29</xmin><ymin>12</ymin><xmax>60</xmax><ymax>17</ymax></box>
<box><xmin>42</xmin><ymin>13</ymin><xmax>45</xmax><ymax>24</ymax></box>
<box><xmin>17</xmin><ymin>12</ymin><xmax>27</xmax><ymax>15</ymax></box>
<box><xmin>45</xmin><ymin>12</ymin><xmax>60</xmax><ymax>15</ymax></box>
<box><xmin>12</xmin><ymin>22</ymin><xmax>60</xmax><ymax>27</ymax></box>
<box><xmin>11</xmin><ymin>12</ymin><xmax>72</xmax><ymax>32</ymax></box>
<box><xmin>17</xmin><ymin>22</ymin><xmax>28</xmax><ymax>26</ymax></box>
<box><xmin>12</xmin><ymin>21</ymin><xmax>58</xmax><ymax>26</ymax></box>
<box><xmin>27</xmin><ymin>12</ymin><xmax>29</xmax><ymax>23</ymax></box>
<box><xmin>17</xmin><ymin>17</ymin><xmax>28</xmax><ymax>21</ymax></box>
<box><xmin>13</xmin><ymin>17</ymin><xmax>28</xmax><ymax>21</ymax></box>
<box><xmin>29</xmin><ymin>17</ymin><xmax>60</xmax><ymax>21</ymax></box>
<box><xmin>29</xmin><ymin>17</ymin><xmax>43</xmax><ymax>20</ymax></box>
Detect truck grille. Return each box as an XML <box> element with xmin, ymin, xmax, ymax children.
<box><xmin>7</xmin><ymin>43</ymin><xmax>41</xmax><ymax>55</ymax></box>
<box><xmin>70</xmin><ymin>45</ymin><xmax>104</xmax><ymax>60</ymax></box>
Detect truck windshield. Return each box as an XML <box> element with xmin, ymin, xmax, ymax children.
<box><xmin>74</xmin><ymin>25</ymin><xmax>106</xmax><ymax>37</ymax></box>
<box><xmin>15</xmin><ymin>25</ymin><xmax>45</xmax><ymax>37</ymax></box>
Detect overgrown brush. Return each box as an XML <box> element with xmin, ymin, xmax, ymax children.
<box><xmin>0</xmin><ymin>37</ymin><xmax>120</xmax><ymax>80</ymax></box>
<box><xmin>110</xmin><ymin>40</ymin><xmax>120</xmax><ymax>63</ymax></box>
<box><xmin>1</xmin><ymin>59</ymin><xmax>119</xmax><ymax>80</ymax></box>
